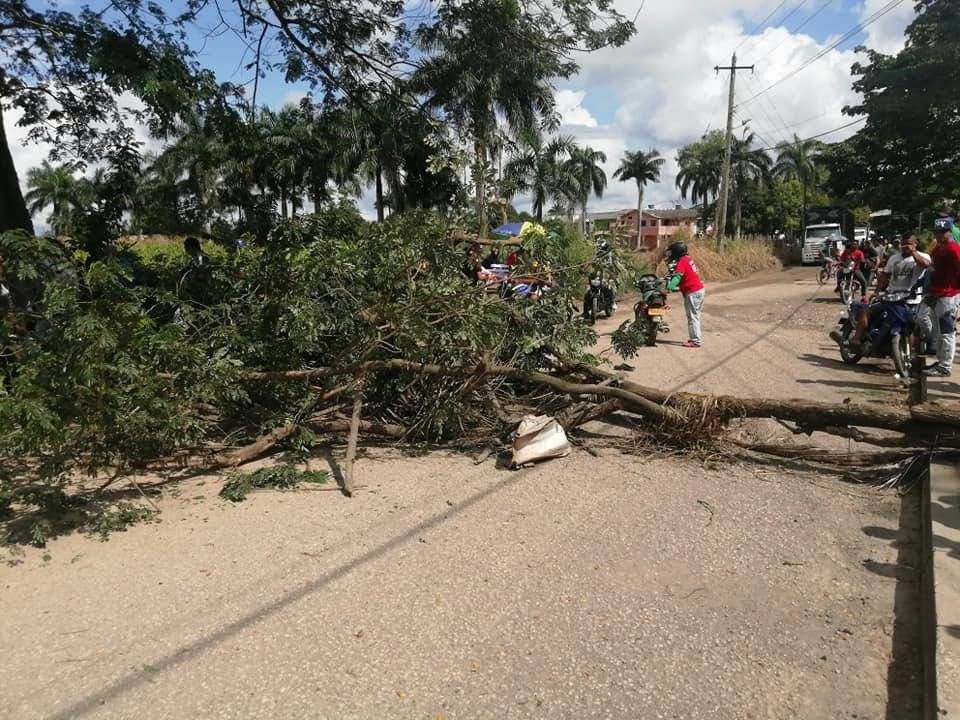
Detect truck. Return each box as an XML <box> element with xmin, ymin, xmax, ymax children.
<box><xmin>800</xmin><ymin>206</ymin><xmax>855</xmax><ymax>265</ymax></box>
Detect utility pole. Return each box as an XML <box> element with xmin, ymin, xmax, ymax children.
<box><xmin>715</xmin><ymin>53</ymin><xmax>754</xmax><ymax>247</ymax></box>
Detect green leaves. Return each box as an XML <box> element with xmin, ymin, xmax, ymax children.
<box><xmin>220</xmin><ymin>465</ymin><xmax>330</xmax><ymax>503</ymax></box>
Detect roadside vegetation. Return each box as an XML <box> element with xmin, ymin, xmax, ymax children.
<box><xmin>0</xmin><ymin>0</ymin><xmax>956</xmax><ymax>548</ymax></box>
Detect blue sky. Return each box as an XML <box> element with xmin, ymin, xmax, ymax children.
<box><xmin>9</xmin><ymin>0</ymin><xmax>917</xmax><ymax>218</ymax></box>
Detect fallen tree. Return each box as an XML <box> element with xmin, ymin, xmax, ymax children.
<box><xmin>1</xmin><ymin>213</ymin><xmax>954</xmax><ymax>545</ymax></box>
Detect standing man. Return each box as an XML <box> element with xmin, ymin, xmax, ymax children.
<box><xmin>915</xmin><ymin>217</ymin><xmax>960</xmax><ymax>377</ymax></box>
<box><xmin>665</xmin><ymin>241</ymin><xmax>705</xmax><ymax>348</ymax></box>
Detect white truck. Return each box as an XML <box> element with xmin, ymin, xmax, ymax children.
<box><xmin>801</xmin><ymin>223</ymin><xmax>842</xmax><ymax>265</ymax></box>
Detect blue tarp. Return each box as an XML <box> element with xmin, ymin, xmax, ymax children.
<box><xmin>492</xmin><ymin>222</ymin><xmax>524</xmax><ymax>237</ymax></box>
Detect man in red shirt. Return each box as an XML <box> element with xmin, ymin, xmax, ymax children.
<box><xmin>665</xmin><ymin>241</ymin><xmax>705</xmax><ymax>347</ymax></box>
<box><xmin>835</xmin><ymin>238</ymin><xmax>867</xmax><ymax>300</ymax></box>
<box><xmin>916</xmin><ymin>217</ymin><xmax>960</xmax><ymax>376</ymax></box>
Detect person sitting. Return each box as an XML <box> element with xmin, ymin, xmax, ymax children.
<box><xmin>831</xmin><ymin>234</ymin><xmax>929</xmax><ymax>350</ymax></box>
<box><xmin>834</xmin><ymin>238</ymin><xmax>867</xmax><ymax>300</ymax></box>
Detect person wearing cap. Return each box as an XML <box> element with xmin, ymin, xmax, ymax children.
<box><xmin>915</xmin><ymin>217</ymin><xmax>960</xmax><ymax>376</ymax></box>
<box><xmin>938</xmin><ymin>205</ymin><xmax>960</xmax><ymax>244</ymax></box>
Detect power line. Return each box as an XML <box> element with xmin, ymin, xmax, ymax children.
<box><xmin>733</xmin><ymin>0</ymin><xmax>791</xmax><ymax>53</ymax></box>
<box><xmin>754</xmin><ymin>116</ymin><xmax>866</xmax><ymax>151</ymax></box>
<box><xmin>746</xmin><ymin>0</ymin><xmax>838</xmax><ymax>65</ymax></box>
<box><xmin>736</xmin><ymin>0</ymin><xmax>907</xmax><ymax>108</ymax></box>
<box><xmin>738</xmin><ymin>0</ymin><xmax>815</xmax><ymax>60</ymax></box>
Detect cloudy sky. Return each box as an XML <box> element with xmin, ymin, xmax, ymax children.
<box><xmin>4</xmin><ymin>0</ymin><xmax>916</xmax><ymax>220</ymax></box>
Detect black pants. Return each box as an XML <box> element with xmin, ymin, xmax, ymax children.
<box><xmin>837</xmin><ymin>269</ymin><xmax>867</xmax><ymax>296</ymax></box>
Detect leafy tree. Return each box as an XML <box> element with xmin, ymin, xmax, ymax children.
<box><xmin>773</xmin><ymin>134</ymin><xmax>824</xmax><ymax>235</ymax></box>
<box><xmin>676</xmin><ymin>131</ymin><xmax>724</xmax><ymax>230</ymax></box>
<box><xmin>827</xmin><ymin>0</ymin><xmax>958</xmax><ymax>214</ymax></box>
<box><xmin>566</xmin><ymin>146</ymin><xmax>608</xmax><ymax>233</ymax></box>
<box><xmin>413</xmin><ymin>0</ymin><xmax>633</xmax><ymax>234</ymax></box>
<box><xmin>729</xmin><ymin>132</ymin><xmax>771</xmax><ymax>240</ymax></box>
<box><xmin>24</xmin><ymin>163</ymin><xmax>83</xmax><ymax>236</ymax></box>
<box><xmin>0</xmin><ymin>0</ymin><xmax>219</xmax><ymax>234</ymax></box>
<box><xmin>503</xmin><ymin>132</ymin><xmax>575</xmax><ymax>222</ymax></box>
<box><xmin>613</xmin><ymin>149</ymin><xmax>665</xmax><ymax>239</ymax></box>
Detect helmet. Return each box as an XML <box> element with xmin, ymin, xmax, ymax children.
<box><xmin>842</xmin><ymin>236</ymin><xmax>856</xmax><ymax>248</ymax></box>
<box><xmin>667</xmin><ymin>241</ymin><xmax>687</xmax><ymax>261</ymax></box>
<box><xmin>596</xmin><ymin>239</ymin><xmax>611</xmax><ymax>256</ymax></box>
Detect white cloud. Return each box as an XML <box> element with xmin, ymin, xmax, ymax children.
<box><xmin>859</xmin><ymin>0</ymin><xmax>913</xmax><ymax>55</ymax></box>
<box><xmin>555</xmin><ymin>89</ymin><xmax>598</xmax><ymax>128</ymax></box>
<box><xmin>553</xmin><ymin>0</ymin><xmax>910</xmax><ymax>215</ymax></box>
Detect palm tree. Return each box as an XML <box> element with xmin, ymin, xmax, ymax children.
<box><xmin>774</xmin><ymin>133</ymin><xmax>823</xmax><ymax>236</ymax></box>
<box><xmin>565</xmin><ymin>145</ymin><xmax>607</xmax><ymax>233</ymax></box>
<box><xmin>675</xmin><ymin>132</ymin><xmax>723</xmax><ymax>231</ymax></box>
<box><xmin>24</xmin><ymin>161</ymin><xmax>81</xmax><ymax>235</ymax></box>
<box><xmin>730</xmin><ymin>132</ymin><xmax>771</xmax><ymax>240</ymax></box>
<box><xmin>413</xmin><ymin>0</ymin><xmax>559</xmax><ymax>234</ymax></box>
<box><xmin>503</xmin><ymin>132</ymin><xmax>575</xmax><ymax>222</ymax></box>
<box><xmin>613</xmin><ymin>149</ymin><xmax>665</xmax><ymax>245</ymax></box>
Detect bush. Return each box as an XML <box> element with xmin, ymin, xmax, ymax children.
<box><xmin>647</xmin><ymin>236</ymin><xmax>781</xmax><ymax>282</ymax></box>
<box><xmin>0</xmin><ymin>210</ymin><xmax>599</xmax><ymax>543</ymax></box>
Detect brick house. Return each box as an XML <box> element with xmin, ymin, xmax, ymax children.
<box><xmin>586</xmin><ymin>206</ymin><xmax>700</xmax><ymax>250</ymax></box>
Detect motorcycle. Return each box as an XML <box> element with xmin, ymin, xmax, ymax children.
<box><xmin>632</xmin><ymin>273</ymin><xmax>670</xmax><ymax>346</ymax></box>
<box><xmin>583</xmin><ymin>270</ymin><xmax>615</xmax><ymax>324</ymax></box>
<box><xmin>834</xmin><ymin>291</ymin><xmax>919</xmax><ymax>379</ymax></box>
<box><xmin>817</xmin><ymin>258</ymin><xmax>838</xmax><ymax>285</ymax></box>
<box><xmin>836</xmin><ymin>261</ymin><xmax>865</xmax><ymax>305</ymax></box>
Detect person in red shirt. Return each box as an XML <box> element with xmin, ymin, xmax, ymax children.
<box><xmin>916</xmin><ymin>217</ymin><xmax>960</xmax><ymax>376</ymax></box>
<box><xmin>834</xmin><ymin>238</ymin><xmax>868</xmax><ymax>300</ymax></box>
<box><xmin>665</xmin><ymin>241</ymin><xmax>705</xmax><ymax>347</ymax></box>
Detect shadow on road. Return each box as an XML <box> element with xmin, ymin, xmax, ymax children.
<box><xmin>862</xmin><ymin>489</ymin><xmax>924</xmax><ymax>719</ymax></box>
<box><xmin>43</xmin><ymin>466</ymin><xmax>536</xmax><ymax>719</ymax></box>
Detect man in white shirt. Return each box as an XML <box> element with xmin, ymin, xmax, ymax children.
<box><xmin>834</xmin><ymin>234</ymin><xmax>929</xmax><ymax>349</ymax></box>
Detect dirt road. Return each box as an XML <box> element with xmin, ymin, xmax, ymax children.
<box><xmin>0</xmin><ymin>268</ymin><xmax>925</xmax><ymax>719</ymax></box>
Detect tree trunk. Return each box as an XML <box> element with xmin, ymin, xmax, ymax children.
<box><xmin>474</xmin><ymin>138</ymin><xmax>487</xmax><ymax>237</ymax></box>
<box><xmin>801</xmin><ymin>181</ymin><xmax>807</xmax><ymax>238</ymax></box>
<box><xmin>582</xmin><ymin>197</ymin><xmax>588</xmax><ymax>235</ymax></box>
<box><xmin>734</xmin><ymin>191</ymin><xmax>742</xmax><ymax>241</ymax></box>
<box><xmin>0</xmin><ymin>100</ymin><xmax>34</xmax><ymax>235</ymax></box>
<box><xmin>636</xmin><ymin>184</ymin><xmax>644</xmax><ymax>250</ymax></box>
<box><xmin>280</xmin><ymin>188</ymin><xmax>288</xmax><ymax>219</ymax></box>
<box><xmin>375</xmin><ymin>162</ymin><xmax>384</xmax><ymax>223</ymax></box>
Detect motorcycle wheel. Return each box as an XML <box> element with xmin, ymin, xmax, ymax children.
<box><xmin>588</xmin><ymin>296</ymin><xmax>599</xmax><ymax>325</ymax></box>
<box><xmin>890</xmin><ymin>333</ymin><xmax>911</xmax><ymax>379</ymax></box>
<box><xmin>643</xmin><ymin>317</ymin><xmax>658</xmax><ymax>346</ymax></box>
<box><xmin>838</xmin><ymin>322</ymin><xmax>864</xmax><ymax>365</ymax></box>
<box><xmin>840</xmin><ymin>279</ymin><xmax>852</xmax><ymax>306</ymax></box>
<box><xmin>817</xmin><ymin>266</ymin><xmax>828</xmax><ymax>285</ymax></box>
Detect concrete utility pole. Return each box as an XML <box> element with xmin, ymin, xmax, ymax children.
<box><xmin>715</xmin><ymin>53</ymin><xmax>754</xmax><ymax>245</ymax></box>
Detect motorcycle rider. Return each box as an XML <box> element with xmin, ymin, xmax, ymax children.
<box><xmin>831</xmin><ymin>234</ymin><xmax>929</xmax><ymax>350</ymax></box>
<box><xmin>820</xmin><ymin>233</ymin><xmax>840</xmax><ymax>269</ymax></box>
<box><xmin>835</xmin><ymin>237</ymin><xmax>867</xmax><ymax>300</ymax></box>
<box><xmin>665</xmin><ymin>240</ymin><xmax>705</xmax><ymax>348</ymax></box>
<box><xmin>860</xmin><ymin>236</ymin><xmax>882</xmax><ymax>289</ymax></box>
<box><xmin>915</xmin><ymin>217</ymin><xmax>960</xmax><ymax>377</ymax></box>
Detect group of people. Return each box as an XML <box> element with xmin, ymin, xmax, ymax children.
<box><xmin>829</xmin><ymin>216</ymin><xmax>960</xmax><ymax>377</ymax></box>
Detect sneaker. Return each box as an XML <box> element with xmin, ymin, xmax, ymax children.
<box><xmin>923</xmin><ymin>365</ymin><xmax>950</xmax><ymax>377</ymax></box>
<box><xmin>612</xmin><ymin>303</ymin><xmax>619</xmax><ymax>313</ymax></box>
<box><xmin>681</xmin><ymin>340</ymin><xmax>701</xmax><ymax>348</ymax></box>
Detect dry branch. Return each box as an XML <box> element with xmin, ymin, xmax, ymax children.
<box><xmin>343</xmin><ymin>386</ymin><xmax>364</xmax><ymax>496</ymax></box>
<box><xmin>249</xmin><ymin>359</ymin><xmax>683</xmax><ymax>425</ymax></box>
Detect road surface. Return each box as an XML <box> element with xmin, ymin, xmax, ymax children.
<box><xmin>0</xmin><ymin>268</ymin><xmax>926</xmax><ymax>719</ymax></box>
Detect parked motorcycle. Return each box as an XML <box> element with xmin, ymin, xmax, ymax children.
<box><xmin>583</xmin><ymin>270</ymin><xmax>615</xmax><ymax>324</ymax></box>
<box><xmin>834</xmin><ymin>291</ymin><xmax>919</xmax><ymax>379</ymax></box>
<box><xmin>836</xmin><ymin>261</ymin><xmax>865</xmax><ymax>305</ymax></box>
<box><xmin>632</xmin><ymin>273</ymin><xmax>670</xmax><ymax>345</ymax></box>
